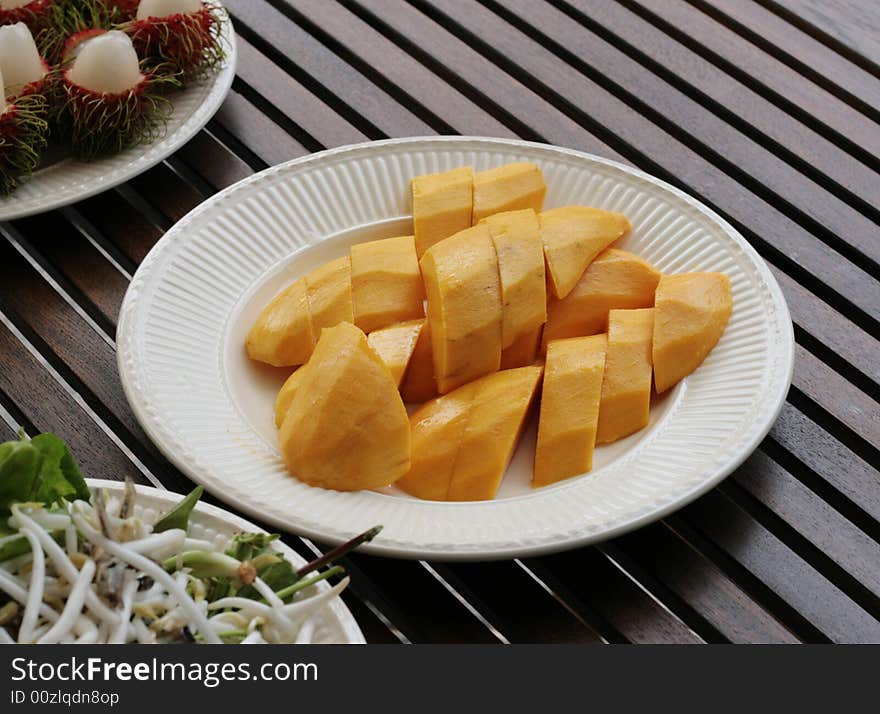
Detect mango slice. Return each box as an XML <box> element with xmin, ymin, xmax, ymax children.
<box><xmin>412</xmin><ymin>166</ymin><xmax>474</xmax><ymax>258</ymax></box>
<box><xmin>653</xmin><ymin>272</ymin><xmax>733</xmax><ymax>393</ymax></box>
<box><xmin>542</xmin><ymin>249</ymin><xmax>660</xmax><ymax>351</ymax></box>
<box><xmin>399</xmin><ymin>321</ymin><xmax>437</xmax><ymax>403</ymax></box>
<box><xmin>306</xmin><ymin>256</ymin><xmax>353</xmax><ymax>333</ymax></box>
<box><xmin>366</xmin><ymin>319</ymin><xmax>425</xmax><ymax>387</ymax></box>
<box><xmin>420</xmin><ymin>224</ymin><xmax>503</xmax><ymax>393</ymax></box>
<box><xmin>396</xmin><ymin>381</ymin><xmax>478</xmax><ymax>501</ymax></box>
<box><xmin>246</xmin><ymin>278</ymin><xmax>315</xmax><ymax>367</ymax></box>
<box><xmin>481</xmin><ymin>209</ymin><xmax>547</xmax><ymax>349</ymax></box>
<box><xmin>596</xmin><ymin>309</ymin><xmax>654</xmax><ymax>444</ymax></box>
<box><xmin>472</xmin><ymin>162</ymin><xmax>546</xmax><ymax>223</ymax></box>
<box><xmin>501</xmin><ymin>324</ymin><xmax>543</xmax><ymax>369</ymax></box>
<box><xmin>275</xmin><ymin>368</ymin><xmax>305</xmax><ymax>429</ymax></box>
<box><xmin>539</xmin><ymin>207</ymin><xmax>631</xmax><ymax>300</ymax></box>
<box><xmin>448</xmin><ymin>366</ymin><xmax>543</xmax><ymax>501</ymax></box>
<box><xmin>278</xmin><ymin>322</ymin><xmax>410</xmax><ymax>491</ymax></box>
<box><xmin>534</xmin><ymin>334</ymin><xmax>607</xmax><ymax>487</ymax></box>
<box><xmin>351</xmin><ymin>235</ymin><xmax>425</xmax><ymax>333</ymax></box>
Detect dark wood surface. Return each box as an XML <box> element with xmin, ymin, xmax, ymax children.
<box><xmin>2</xmin><ymin>0</ymin><xmax>878</xmax><ymax>644</ymax></box>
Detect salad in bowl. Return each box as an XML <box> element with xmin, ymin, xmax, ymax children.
<box><xmin>0</xmin><ymin>431</ymin><xmax>377</xmax><ymax>644</ymax></box>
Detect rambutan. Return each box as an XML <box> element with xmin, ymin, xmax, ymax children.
<box><xmin>123</xmin><ymin>0</ymin><xmax>224</xmax><ymax>81</ymax></box>
<box><xmin>0</xmin><ymin>65</ymin><xmax>49</xmax><ymax>193</ymax></box>
<box><xmin>57</xmin><ymin>29</ymin><xmax>177</xmax><ymax>158</ymax></box>
<box><xmin>0</xmin><ymin>21</ymin><xmax>50</xmax><ymax>99</ymax></box>
<box><xmin>0</xmin><ymin>0</ymin><xmax>54</xmax><ymax>38</ymax></box>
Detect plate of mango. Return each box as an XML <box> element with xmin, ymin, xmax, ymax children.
<box><xmin>118</xmin><ymin>137</ymin><xmax>794</xmax><ymax>559</ymax></box>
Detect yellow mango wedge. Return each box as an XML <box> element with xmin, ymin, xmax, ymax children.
<box><xmin>396</xmin><ymin>382</ymin><xmax>478</xmax><ymax>501</ymax></box>
<box><xmin>481</xmin><ymin>209</ymin><xmax>547</xmax><ymax>349</ymax></box>
<box><xmin>275</xmin><ymin>368</ymin><xmax>306</xmax><ymax>429</ymax></box>
<box><xmin>306</xmin><ymin>256</ymin><xmax>353</xmax><ymax>334</ymax></box>
<box><xmin>534</xmin><ymin>334</ymin><xmax>607</xmax><ymax>487</ymax></box>
<box><xmin>366</xmin><ymin>319</ymin><xmax>425</xmax><ymax>387</ymax></box>
<box><xmin>246</xmin><ymin>278</ymin><xmax>315</xmax><ymax>367</ymax></box>
<box><xmin>596</xmin><ymin>309</ymin><xmax>654</xmax><ymax>444</ymax></box>
<box><xmin>351</xmin><ymin>235</ymin><xmax>425</xmax><ymax>333</ymax></box>
<box><xmin>501</xmin><ymin>324</ymin><xmax>543</xmax><ymax>369</ymax></box>
<box><xmin>448</xmin><ymin>366</ymin><xmax>543</xmax><ymax>501</ymax></box>
<box><xmin>539</xmin><ymin>207</ymin><xmax>631</xmax><ymax>300</ymax></box>
<box><xmin>421</xmin><ymin>224</ymin><xmax>503</xmax><ymax>393</ymax></box>
<box><xmin>542</xmin><ymin>249</ymin><xmax>660</xmax><ymax>351</ymax></box>
<box><xmin>399</xmin><ymin>321</ymin><xmax>437</xmax><ymax>403</ymax></box>
<box><xmin>653</xmin><ymin>272</ymin><xmax>733</xmax><ymax>393</ymax></box>
<box><xmin>472</xmin><ymin>162</ymin><xmax>546</xmax><ymax>223</ymax></box>
<box><xmin>412</xmin><ymin>166</ymin><xmax>474</xmax><ymax>258</ymax></box>
<box><xmin>279</xmin><ymin>322</ymin><xmax>410</xmax><ymax>491</ymax></box>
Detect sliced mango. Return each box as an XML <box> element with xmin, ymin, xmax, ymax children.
<box><xmin>472</xmin><ymin>162</ymin><xmax>546</xmax><ymax>223</ymax></box>
<box><xmin>366</xmin><ymin>319</ymin><xmax>425</xmax><ymax>387</ymax></box>
<box><xmin>501</xmin><ymin>324</ymin><xmax>543</xmax><ymax>369</ymax></box>
<box><xmin>278</xmin><ymin>322</ymin><xmax>410</xmax><ymax>491</ymax></box>
<box><xmin>448</xmin><ymin>366</ymin><xmax>543</xmax><ymax>501</ymax></box>
<box><xmin>596</xmin><ymin>309</ymin><xmax>654</xmax><ymax>444</ymax></box>
<box><xmin>542</xmin><ymin>249</ymin><xmax>660</xmax><ymax>351</ymax></box>
<box><xmin>246</xmin><ymin>278</ymin><xmax>315</xmax><ymax>367</ymax></box>
<box><xmin>351</xmin><ymin>235</ymin><xmax>424</xmax><ymax>333</ymax></box>
<box><xmin>420</xmin><ymin>224</ymin><xmax>503</xmax><ymax>393</ymax></box>
<box><xmin>481</xmin><ymin>209</ymin><xmax>547</xmax><ymax>349</ymax></box>
<box><xmin>653</xmin><ymin>272</ymin><xmax>733</xmax><ymax>393</ymax></box>
<box><xmin>396</xmin><ymin>381</ymin><xmax>478</xmax><ymax>501</ymax></box>
<box><xmin>540</xmin><ymin>207</ymin><xmax>631</xmax><ymax>299</ymax></box>
<box><xmin>534</xmin><ymin>334</ymin><xmax>606</xmax><ymax>487</ymax></box>
<box><xmin>412</xmin><ymin>166</ymin><xmax>474</xmax><ymax>258</ymax></box>
<box><xmin>275</xmin><ymin>368</ymin><xmax>305</xmax><ymax>428</ymax></box>
<box><xmin>306</xmin><ymin>256</ymin><xmax>353</xmax><ymax>333</ymax></box>
<box><xmin>399</xmin><ymin>321</ymin><xmax>437</xmax><ymax>403</ymax></box>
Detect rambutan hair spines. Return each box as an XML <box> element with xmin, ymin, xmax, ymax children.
<box><xmin>122</xmin><ymin>0</ymin><xmax>225</xmax><ymax>82</ymax></box>
<box><xmin>57</xmin><ymin>29</ymin><xmax>179</xmax><ymax>159</ymax></box>
<box><xmin>0</xmin><ymin>65</ymin><xmax>49</xmax><ymax>193</ymax></box>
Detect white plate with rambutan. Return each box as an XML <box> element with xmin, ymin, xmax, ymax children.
<box><xmin>0</xmin><ymin>0</ymin><xmax>235</xmax><ymax>219</ymax></box>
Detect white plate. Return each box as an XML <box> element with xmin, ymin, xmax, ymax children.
<box><xmin>87</xmin><ymin>478</ymin><xmax>365</xmax><ymax>644</ymax></box>
<box><xmin>117</xmin><ymin>136</ymin><xmax>795</xmax><ymax>561</ymax></box>
<box><xmin>0</xmin><ymin>12</ymin><xmax>236</xmax><ymax>220</ymax></box>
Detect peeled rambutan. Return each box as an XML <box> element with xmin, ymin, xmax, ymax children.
<box><xmin>0</xmin><ymin>21</ymin><xmax>50</xmax><ymax>99</ymax></box>
<box><xmin>58</xmin><ymin>29</ymin><xmax>177</xmax><ymax>158</ymax></box>
<box><xmin>123</xmin><ymin>0</ymin><xmax>224</xmax><ymax>81</ymax></box>
<box><xmin>0</xmin><ymin>65</ymin><xmax>49</xmax><ymax>193</ymax></box>
<box><xmin>0</xmin><ymin>0</ymin><xmax>54</xmax><ymax>37</ymax></box>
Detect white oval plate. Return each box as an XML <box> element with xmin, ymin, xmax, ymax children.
<box><xmin>87</xmin><ymin>478</ymin><xmax>365</xmax><ymax>644</ymax></box>
<box><xmin>0</xmin><ymin>12</ymin><xmax>236</xmax><ymax>220</ymax></box>
<box><xmin>117</xmin><ymin>137</ymin><xmax>794</xmax><ymax>561</ymax></box>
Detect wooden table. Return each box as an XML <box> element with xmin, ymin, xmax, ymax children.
<box><xmin>2</xmin><ymin>0</ymin><xmax>878</xmax><ymax>644</ymax></box>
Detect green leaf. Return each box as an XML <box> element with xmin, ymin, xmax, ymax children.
<box><xmin>236</xmin><ymin>560</ymin><xmax>299</xmax><ymax>602</ymax></box>
<box><xmin>224</xmin><ymin>532</ymin><xmax>279</xmax><ymax>561</ymax></box>
<box><xmin>153</xmin><ymin>486</ymin><xmax>203</xmax><ymax>533</ymax></box>
<box><xmin>0</xmin><ymin>434</ymin><xmax>42</xmax><ymax>516</ymax></box>
<box><xmin>30</xmin><ymin>433</ymin><xmax>90</xmax><ymax>506</ymax></box>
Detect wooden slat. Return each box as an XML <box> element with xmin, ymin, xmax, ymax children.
<box><xmin>702</xmin><ymin>0</ymin><xmax>880</xmax><ymax>111</ymax></box>
<box><xmin>765</xmin><ymin>0</ymin><xmax>880</xmax><ymax>68</ymax></box>
<box><xmin>682</xmin><ymin>490</ymin><xmax>880</xmax><ymax>643</ymax></box>
<box><xmin>281</xmin><ymin>0</ymin><xmax>516</xmax><ymax>139</ymax></box>
<box><xmin>526</xmin><ymin>549</ymin><xmax>705</xmax><ymax>644</ymax></box>
<box><xmin>611</xmin><ymin>524</ymin><xmax>800</xmax><ymax>643</ymax></box>
<box><xmin>225</xmin><ymin>0</ymin><xmax>434</xmax><ymax>139</ymax></box>
<box><xmin>576</xmin><ymin>0</ymin><xmax>880</xmax><ymax>221</ymax></box>
<box><xmin>627</xmin><ymin>0</ymin><xmax>880</xmax><ymax>163</ymax></box>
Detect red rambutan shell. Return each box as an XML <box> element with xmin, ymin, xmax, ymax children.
<box><xmin>126</xmin><ymin>4</ymin><xmax>222</xmax><ymax>77</ymax></box>
<box><xmin>61</xmin><ymin>27</ymin><xmax>107</xmax><ymax>63</ymax></box>
<box><xmin>0</xmin><ymin>0</ymin><xmax>53</xmax><ymax>34</ymax></box>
